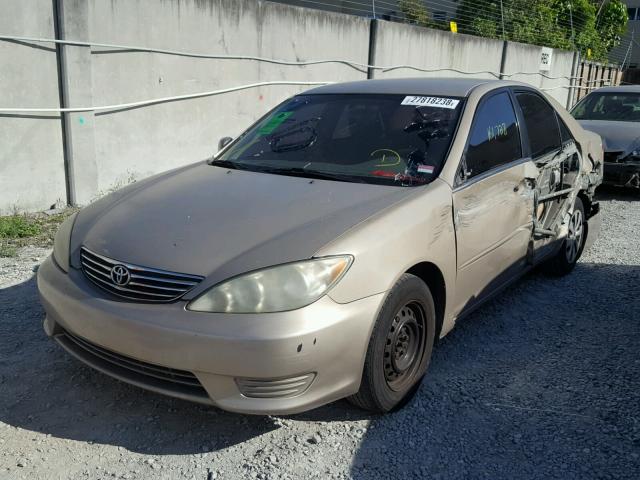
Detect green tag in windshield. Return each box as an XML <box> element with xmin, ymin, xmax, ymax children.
<box><xmin>258</xmin><ymin>111</ymin><xmax>293</xmax><ymax>135</ymax></box>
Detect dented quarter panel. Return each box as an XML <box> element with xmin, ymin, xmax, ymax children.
<box><xmin>319</xmin><ymin>179</ymin><xmax>458</xmax><ymax>336</ymax></box>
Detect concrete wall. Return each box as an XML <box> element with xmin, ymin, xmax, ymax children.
<box><xmin>88</xmin><ymin>0</ymin><xmax>370</xmax><ymax>195</ymax></box>
<box><xmin>374</xmin><ymin>22</ymin><xmax>505</xmax><ymax>81</ymax></box>
<box><xmin>0</xmin><ymin>0</ymin><xmax>67</xmax><ymax>215</ymax></box>
<box><xmin>374</xmin><ymin>21</ymin><xmax>575</xmax><ymax>106</ymax></box>
<box><xmin>502</xmin><ymin>41</ymin><xmax>575</xmax><ymax>107</ymax></box>
<box><xmin>0</xmin><ymin>0</ymin><xmax>578</xmax><ymax>213</ymax></box>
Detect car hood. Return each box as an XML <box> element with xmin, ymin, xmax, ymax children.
<box><xmin>70</xmin><ymin>162</ymin><xmax>417</xmax><ymax>286</ymax></box>
<box><xmin>577</xmin><ymin>120</ymin><xmax>640</xmax><ymax>153</ymax></box>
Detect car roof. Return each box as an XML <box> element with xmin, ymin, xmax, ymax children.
<box><xmin>303</xmin><ymin>77</ymin><xmax>504</xmax><ymax>97</ymax></box>
<box><xmin>586</xmin><ymin>85</ymin><xmax>640</xmax><ymax>94</ymax></box>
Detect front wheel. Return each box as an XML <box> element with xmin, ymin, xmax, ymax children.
<box><xmin>347</xmin><ymin>274</ymin><xmax>436</xmax><ymax>413</ymax></box>
<box><xmin>542</xmin><ymin>197</ymin><xmax>586</xmax><ymax>276</ymax></box>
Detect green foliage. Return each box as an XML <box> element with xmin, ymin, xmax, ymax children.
<box><xmin>0</xmin><ymin>215</ymin><xmax>42</xmax><ymax>257</ymax></box>
<box><xmin>456</xmin><ymin>0</ymin><xmax>629</xmax><ymax>61</ymax></box>
<box><xmin>510</xmin><ymin>0</ymin><xmax>571</xmax><ymax>49</ymax></box>
<box><xmin>555</xmin><ymin>0</ymin><xmax>602</xmax><ymax>57</ymax></box>
<box><xmin>598</xmin><ymin>0</ymin><xmax>629</xmax><ymax>51</ymax></box>
<box><xmin>471</xmin><ymin>18</ymin><xmax>499</xmax><ymax>38</ymax></box>
<box><xmin>0</xmin><ymin>209</ymin><xmax>76</xmax><ymax>257</ymax></box>
<box><xmin>398</xmin><ymin>0</ymin><xmax>431</xmax><ymax>27</ymax></box>
<box><xmin>0</xmin><ymin>216</ymin><xmax>41</xmax><ymax>239</ymax></box>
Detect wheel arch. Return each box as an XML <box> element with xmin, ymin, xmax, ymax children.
<box><xmin>405</xmin><ymin>262</ymin><xmax>446</xmax><ymax>342</ymax></box>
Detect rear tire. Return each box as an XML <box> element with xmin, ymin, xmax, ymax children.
<box><xmin>348</xmin><ymin>274</ymin><xmax>436</xmax><ymax>413</ymax></box>
<box><xmin>542</xmin><ymin>196</ymin><xmax>586</xmax><ymax>276</ymax></box>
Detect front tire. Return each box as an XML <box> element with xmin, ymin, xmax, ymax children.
<box><xmin>543</xmin><ymin>196</ymin><xmax>586</xmax><ymax>276</ymax></box>
<box><xmin>348</xmin><ymin>274</ymin><xmax>436</xmax><ymax>413</ymax></box>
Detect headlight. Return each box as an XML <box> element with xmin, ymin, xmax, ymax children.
<box><xmin>52</xmin><ymin>212</ymin><xmax>78</xmax><ymax>272</ymax></box>
<box><xmin>187</xmin><ymin>256</ymin><xmax>353</xmax><ymax>313</ymax></box>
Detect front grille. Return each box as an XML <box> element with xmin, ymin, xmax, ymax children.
<box><xmin>57</xmin><ymin>330</ymin><xmax>210</xmax><ymax>402</ymax></box>
<box><xmin>236</xmin><ymin>373</ymin><xmax>316</xmax><ymax>399</ymax></box>
<box><xmin>80</xmin><ymin>247</ymin><xmax>203</xmax><ymax>302</ymax></box>
<box><xmin>604</xmin><ymin>151</ymin><xmax>623</xmax><ymax>163</ymax></box>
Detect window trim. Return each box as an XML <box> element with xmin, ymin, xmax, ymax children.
<box><xmin>556</xmin><ymin>114</ymin><xmax>575</xmax><ymax>148</ymax></box>
<box><xmin>453</xmin><ymin>155</ymin><xmax>533</xmax><ymax>192</ymax></box>
<box><xmin>454</xmin><ymin>87</ymin><xmax>526</xmax><ymax>188</ymax></box>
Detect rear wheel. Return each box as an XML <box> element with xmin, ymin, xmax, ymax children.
<box><xmin>543</xmin><ymin>197</ymin><xmax>586</xmax><ymax>276</ymax></box>
<box><xmin>348</xmin><ymin>274</ymin><xmax>436</xmax><ymax>413</ymax></box>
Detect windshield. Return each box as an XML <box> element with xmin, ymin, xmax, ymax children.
<box><xmin>572</xmin><ymin>92</ymin><xmax>640</xmax><ymax>122</ymax></box>
<box><xmin>214</xmin><ymin>93</ymin><xmax>463</xmax><ymax>186</ymax></box>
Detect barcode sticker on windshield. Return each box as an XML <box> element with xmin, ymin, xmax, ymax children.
<box><xmin>401</xmin><ymin>96</ymin><xmax>459</xmax><ymax>109</ymax></box>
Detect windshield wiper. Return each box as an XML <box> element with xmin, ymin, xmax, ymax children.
<box><xmin>211</xmin><ymin>161</ymin><xmax>366</xmax><ymax>183</ymax></box>
<box><xmin>251</xmin><ymin>166</ymin><xmax>367</xmax><ymax>183</ymax></box>
<box><xmin>209</xmin><ymin>159</ymin><xmax>252</xmax><ymax>170</ymax></box>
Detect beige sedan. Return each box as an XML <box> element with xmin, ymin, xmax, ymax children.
<box><xmin>38</xmin><ymin>78</ymin><xmax>603</xmax><ymax>414</ymax></box>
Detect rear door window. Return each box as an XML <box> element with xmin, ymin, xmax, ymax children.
<box><xmin>464</xmin><ymin>91</ymin><xmax>522</xmax><ymax>179</ymax></box>
<box><xmin>515</xmin><ymin>92</ymin><xmax>561</xmax><ymax>158</ymax></box>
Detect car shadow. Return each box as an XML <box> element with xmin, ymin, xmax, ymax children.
<box><xmin>348</xmin><ymin>262</ymin><xmax>640</xmax><ymax>479</ymax></box>
<box><xmin>2</xmin><ymin>261</ymin><xmax>639</xmax><ymax>472</ymax></box>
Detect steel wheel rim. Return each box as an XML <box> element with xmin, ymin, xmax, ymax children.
<box><xmin>565</xmin><ymin>208</ymin><xmax>584</xmax><ymax>264</ymax></box>
<box><xmin>383</xmin><ymin>301</ymin><xmax>426</xmax><ymax>392</ymax></box>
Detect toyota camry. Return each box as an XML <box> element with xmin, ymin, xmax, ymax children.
<box><xmin>38</xmin><ymin>78</ymin><xmax>603</xmax><ymax>414</ymax></box>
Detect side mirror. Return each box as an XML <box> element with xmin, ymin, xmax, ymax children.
<box><xmin>218</xmin><ymin>136</ymin><xmax>233</xmax><ymax>151</ymax></box>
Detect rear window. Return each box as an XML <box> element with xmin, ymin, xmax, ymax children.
<box><xmin>216</xmin><ymin>94</ymin><xmax>463</xmax><ymax>186</ymax></box>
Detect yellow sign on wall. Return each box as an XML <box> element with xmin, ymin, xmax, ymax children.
<box><xmin>450</xmin><ymin>21</ymin><xmax>458</xmax><ymax>33</ymax></box>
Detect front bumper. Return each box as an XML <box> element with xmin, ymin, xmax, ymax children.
<box><xmin>603</xmin><ymin>161</ymin><xmax>640</xmax><ymax>188</ymax></box>
<box><xmin>37</xmin><ymin>256</ymin><xmax>384</xmax><ymax>414</ymax></box>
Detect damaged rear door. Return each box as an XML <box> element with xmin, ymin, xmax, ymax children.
<box><xmin>452</xmin><ymin>89</ymin><xmax>535</xmax><ymax>316</ymax></box>
<box><xmin>513</xmin><ymin>90</ymin><xmax>582</xmax><ymax>262</ymax></box>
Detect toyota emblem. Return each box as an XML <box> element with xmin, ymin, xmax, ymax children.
<box><xmin>110</xmin><ymin>265</ymin><xmax>131</xmax><ymax>286</ymax></box>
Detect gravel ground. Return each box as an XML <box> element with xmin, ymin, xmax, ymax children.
<box><xmin>1</xmin><ymin>191</ymin><xmax>639</xmax><ymax>480</ymax></box>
